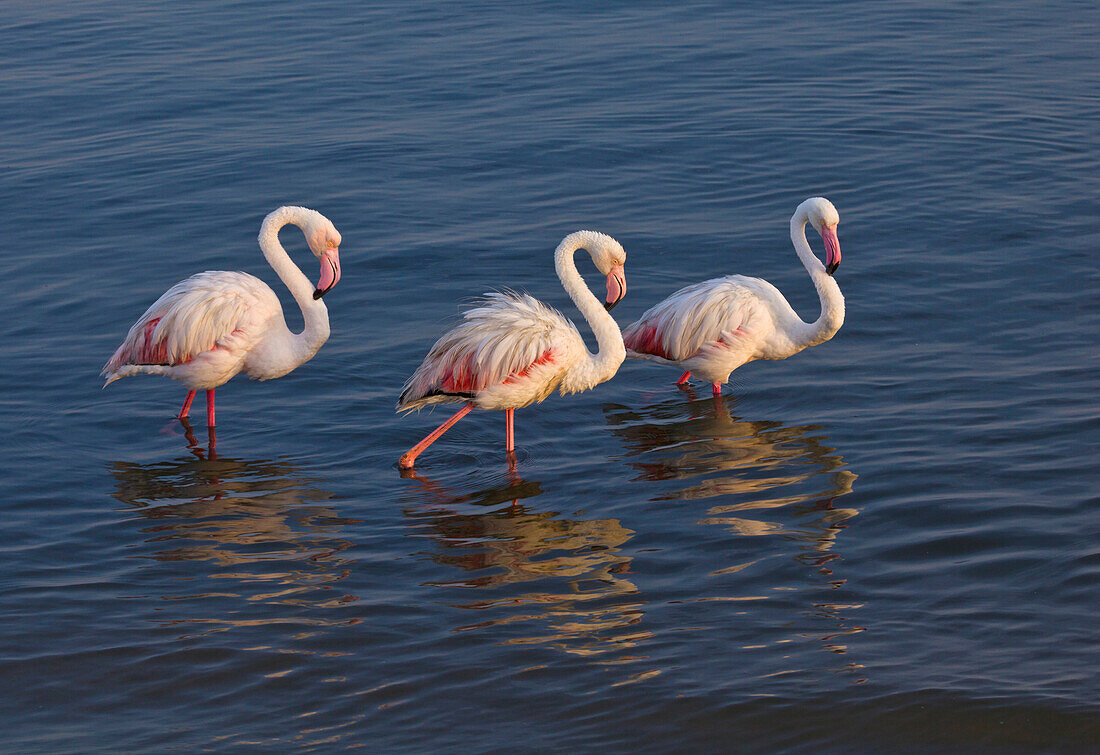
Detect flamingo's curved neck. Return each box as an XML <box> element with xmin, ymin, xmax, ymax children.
<box><xmin>790</xmin><ymin>212</ymin><xmax>844</xmax><ymax>349</ymax></box>
<box><xmin>555</xmin><ymin>231</ymin><xmax>625</xmax><ymax>388</ymax></box>
<box><xmin>258</xmin><ymin>207</ymin><xmax>330</xmax><ymax>363</ymax></box>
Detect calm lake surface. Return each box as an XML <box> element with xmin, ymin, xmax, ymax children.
<box><xmin>2</xmin><ymin>0</ymin><xmax>1098</xmax><ymax>750</ymax></box>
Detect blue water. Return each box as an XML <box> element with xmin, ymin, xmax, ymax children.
<box><xmin>3</xmin><ymin>0</ymin><xmax>1099</xmax><ymax>750</ymax></box>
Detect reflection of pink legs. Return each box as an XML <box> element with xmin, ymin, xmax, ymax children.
<box><xmin>712</xmin><ymin>382</ymin><xmax>721</xmax><ymax>396</ymax></box>
<box><xmin>178</xmin><ymin>390</ymin><xmax>197</xmax><ymax>419</ymax></box>
<box><xmin>206</xmin><ymin>389</ymin><xmax>216</xmax><ymax>427</ymax></box>
<box><xmin>399</xmin><ymin>403</ymin><xmax>474</xmax><ymax>469</ymax></box>
<box><xmin>676</xmin><ymin>370</ymin><xmax>692</xmax><ymax>385</ymax></box>
<box><xmin>179</xmin><ymin>416</ymin><xmax>216</xmax><ymax>459</ymax></box>
<box><xmin>179</xmin><ymin>417</ymin><xmax>198</xmax><ymax>448</ymax></box>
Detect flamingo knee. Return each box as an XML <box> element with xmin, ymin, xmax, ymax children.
<box><xmin>399</xmin><ymin>403</ymin><xmax>474</xmax><ymax>469</ymax></box>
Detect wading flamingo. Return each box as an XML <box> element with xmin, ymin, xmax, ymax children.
<box><xmin>397</xmin><ymin>230</ymin><xmax>628</xmax><ymax>469</ymax></box>
<box><xmin>102</xmin><ymin>205</ymin><xmax>343</xmax><ymax>429</ymax></box>
<box><xmin>622</xmin><ymin>197</ymin><xmax>844</xmax><ymax>396</ymax></box>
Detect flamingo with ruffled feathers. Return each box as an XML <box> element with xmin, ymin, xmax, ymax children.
<box><xmin>397</xmin><ymin>230</ymin><xmax>628</xmax><ymax>469</ymax></box>
<box><xmin>623</xmin><ymin>197</ymin><xmax>844</xmax><ymax>395</ymax></box>
<box><xmin>102</xmin><ymin>206</ymin><xmax>343</xmax><ymax>428</ymax></box>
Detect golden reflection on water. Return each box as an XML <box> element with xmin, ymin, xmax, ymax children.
<box><xmin>401</xmin><ymin>470</ymin><xmax>643</xmax><ymax>657</ymax></box>
<box><xmin>404</xmin><ymin>393</ymin><xmax>865</xmax><ymax>681</ymax></box>
<box><xmin>607</xmin><ymin>393</ymin><xmax>857</xmax><ymax>548</ymax></box>
<box><xmin>110</xmin><ymin>443</ymin><xmax>361</xmax><ymax>638</ymax></box>
<box><xmin>606</xmin><ymin>391</ymin><xmax>865</xmax><ymax>679</ymax></box>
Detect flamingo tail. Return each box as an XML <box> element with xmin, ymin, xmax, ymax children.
<box><xmin>101</xmin><ymin>364</ymin><xmax>175</xmax><ymax>388</ymax></box>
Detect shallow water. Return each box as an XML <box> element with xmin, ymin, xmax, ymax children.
<box><xmin>2</xmin><ymin>0</ymin><xmax>1099</xmax><ymax>750</ymax></box>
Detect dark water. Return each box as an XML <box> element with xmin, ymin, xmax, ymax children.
<box><xmin>3</xmin><ymin>0</ymin><xmax>1099</xmax><ymax>750</ymax></box>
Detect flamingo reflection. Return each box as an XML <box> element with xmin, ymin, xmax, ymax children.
<box><xmin>176</xmin><ymin>417</ymin><xmax>216</xmax><ymax>459</ymax></box>
<box><xmin>401</xmin><ymin>469</ymin><xmax>645</xmax><ymax>657</ymax></box>
<box><xmin>605</xmin><ymin>391</ymin><xmax>865</xmax><ymax>679</ymax></box>
<box><xmin>110</xmin><ymin>452</ymin><xmax>360</xmax><ymax>636</ymax></box>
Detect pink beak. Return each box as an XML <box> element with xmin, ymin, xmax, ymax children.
<box><xmin>821</xmin><ymin>226</ymin><xmax>841</xmax><ymax>275</ymax></box>
<box><xmin>605</xmin><ymin>264</ymin><xmax>626</xmax><ymax>311</ymax></box>
<box><xmin>314</xmin><ymin>249</ymin><xmax>342</xmax><ymax>299</ymax></box>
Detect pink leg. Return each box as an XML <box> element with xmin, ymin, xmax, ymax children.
<box><xmin>178</xmin><ymin>390</ymin><xmax>197</xmax><ymax>419</ymax></box>
<box><xmin>676</xmin><ymin>370</ymin><xmax>692</xmax><ymax>385</ymax></box>
<box><xmin>712</xmin><ymin>382</ymin><xmax>722</xmax><ymax>396</ymax></box>
<box><xmin>399</xmin><ymin>403</ymin><xmax>474</xmax><ymax>469</ymax></box>
<box><xmin>206</xmin><ymin>389</ymin><xmax>216</xmax><ymax>427</ymax></box>
<box><xmin>505</xmin><ymin>408</ymin><xmax>515</xmax><ymax>454</ymax></box>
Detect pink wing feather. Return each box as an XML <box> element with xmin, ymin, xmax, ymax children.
<box><xmin>398</xmin><ymin>291</ymin><xmax>575</xmax><ymax>411</ymax></box>
<box><xmin>623</xmin><ymin>276</ymin><xmax>762</xmax><ymax>362</ymax></box>
<box><xmin>103</xmin><ymin>271</ymin><xmax>276</xmax><ymax>376</ymax></box>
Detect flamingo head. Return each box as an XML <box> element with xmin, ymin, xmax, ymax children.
<box><xmin>801</xmin><ymin>197</ymin><xmax>842</xmax><ymax>276</ymax></box>
<box><xmin>304</xmin><ymin>213</ymin><xmax>343</xmax><ymax>299</ymax></box>
<box><xmin>586</xmin><ymin>232</ymin><xmax>628</xmax><ymax>311</ymax></box>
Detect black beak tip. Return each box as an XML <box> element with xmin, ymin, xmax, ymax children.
<box><xmin>313</xmin><ymin>288</ymin><xmax>325</xmax><ymax>300</ymax></box>
<box><xmin>604</xmin><ymin>300</ymin><xmax>619</xmax><ymax>312</ymax></box>
<box><xmin>825</xmin><ymin>262</ymin><xmax>839</xmax><ymax>276</ymax></box>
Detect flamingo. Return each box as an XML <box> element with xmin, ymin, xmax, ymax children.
<box><xmin>102</xmin><ymin>205</ymin><xmax>343</xmax><ymax>429</ymax></box>
<box><xmin>397</xmin><ymin>230</ymin><xmax>628</xmax><ymax>469</ymax></box>
<box><xmin>622</xmin><ymin>196</ymin><xmax>844</xmax><ymax>396</ymax></box>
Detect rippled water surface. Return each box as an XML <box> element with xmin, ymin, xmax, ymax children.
<box><xmin>3</xmin><ymin>0</ymin><xmax>1099</xmax><ymax>750</ymax></box>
